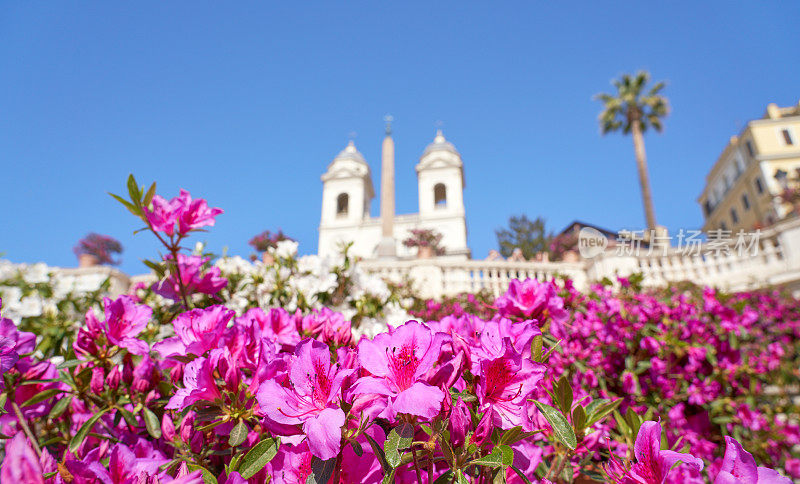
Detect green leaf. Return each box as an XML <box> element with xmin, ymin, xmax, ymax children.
<box><xmin>228</xmin><ymin>453</ymin><xmax>242</xmax><ymax>474</ymax></box>
<box><xmin>470</xmin><ymin>444</ymin><xmax>514</xmax><ymax>468</ymax></box>
<box><xmin>143</xmin><ymin>407</ymin><xmax>162</xmax><ymax>439</ymax></box>
<box><xmin>439</xmin><ymin>433</ymin><xmax>456</xmax><ymax>467</ymax></box>
<box><xmin>572</xmin><ymin>405</ymin><xmax>586</xmax><ymax>431</ymax></box>
<box><xmin>186</xmin><ymin>463</ymin><xmax>217</xmax><ymax>484</ymax></box>
<box><xmin>534</xmin><ymin>402</ymin><xmax>577</xmax><ymax>450</ymax></box>
<box><xmin>540</xmin><ymin>339</ymin><xmax>562</xmax><ymax>363</ymax></box>
<box><xmin>22</xmin><ymin>388</ymin><xmax>62</xmax><ymax>408</ymax></box>
<box><xmin>384</xmin><ymin>423</ymin><xmax>414</xmax><ymax>468</ymax></box>
<box><xmin>381</xmin><ymin>468</ymin><xmax>397</xmax><ymax>484</ymax></box>
<box><xmin>364</xmin><ymin>432</ymin><xmax>391</xmax><ymax>473</ymax></box>
<box><xmin>509</xmin><ymin>465</ymin><xmax>534</xmax><ymax>484</ymax></box>
<box><xmin>117</xmin><ymin>407</ymin><xmax>138</xmax><ymax>427</ymax></box>
<box><xmin>306</xmin><ymin>457</ymin><xmax>336</xmax><ymax>484</ymax></box>
<box><xmin>455</xmin><ymin>469</ymin><xmax>469</xmax><ymax>484</ymax></box>
<box><xmin>144</xmin><ymin>182</ymin><xmax>157</xmax><ymax>206</ymax></box>
<box><xmin>239</xmin><ymin>437</ymin><xmax>279</xmax><ymax>479</ymax></box>
<box><xmin>350</xmin><ymin>439</ymin><xmax>363</xmax><ymax>457</ymax></box>
<box><xmin>109</xmin><ymin>192</ymin><xmax>141</xmax><ymax>217</ymax></box>
<box><xmin>531</xmin><ymin>334</ymin><xmax>543</xmax><ymax>362</ymax></box>
<box><xmin>555</xmin><ymin>376</ymin><xmax>573</xmax><ymax>415</ymax></box>
<box><xmin>229</xmin><ymin>420</ymin><xmax>248</xmax><ymax>447</ymax></box>
<box><xmin>584</xmin><ymin>399</ymin><xmax>622</xmax><ymax>428</ymax></box>
<box><xmin>433</xmin><ymin>471</ymin><xmax>454</xmax><ymax>484</ymax></box>
<box><xmin>69</xmin><ymin>408</ymin><xmax>109</xmax><ymax>453</ymax></box>
<box><xmin>57</xmin><ymin>359</ymin><xmax>84</xmax><ymax>369</ymax></box>
<box><xmin>48</xmin><ymin>396</ymin><xmax>72</xmax><ymax>420</ymax></box>
<box><xmin>127</xmin><ymin>174</ymin><xmax>141</xmax><ymax>204</ymax></box>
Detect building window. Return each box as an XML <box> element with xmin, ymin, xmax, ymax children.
<box><xmin>781</xmin><ymin>129</ymin><xmax>794</xmax><ymax>146</ymax></box>
<box><xmin>741</xmin><ymin>194</ymin><xmax>750</xmax><ymax>211</ymax></box>
<box><xmin>730</xmin><ymin>208</ymin><xmax>739</xmax><ymax>224</ymax></box>
<box><xmin>336</xmin><ymin>193</ymin><xmax>349</xmax><ymax>217</ymax></box>
<box><xmin>703</xmin><ymin>200</ymin><xmax>713</xmax><ymax>216</ymax></box>
<box><xmin>755</xmin><ymin>177</ymin><xmax>764</xmax><ymax>194</ymax></box>
<box><xmin>434</xmin><ymin>183</ymin><xmax>447</xmax><ymax>209</ymax></box>
<box><xmin>745</xmin><ymin>141</ymin><xmax>754</xmax><ymax>157</ymax></box>
<box><xmin>720</xmin><ymin>221</ymin><xmax>728</xmax><ymax>231</ymax></box>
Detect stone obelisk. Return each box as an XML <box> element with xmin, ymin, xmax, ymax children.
<box><xmin>377</xmin><ymin>115</ymin><xmax>397</xmax><ymax>258</ymax></box>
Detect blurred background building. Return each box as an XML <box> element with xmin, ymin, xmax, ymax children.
<box><xmin>698</xmin><ymin>101</ymin><xmax>800</xmax><ymax>232</ymax></box>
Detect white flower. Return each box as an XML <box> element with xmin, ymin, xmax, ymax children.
<box><xmin>272</xmin><ymin>240</ymin><xmax>299</xmax><ymax>259</ymax></box>
<box><xmin>18</xmin><ymin>296</ymin><xmax>43</xmax><ymax>318</ymax></box>
<box><xmin>23</xmin><ymin>263</ymin><xmax>49</xmax><ymax>284</ymax></box>
<box><xmin>215</xmin><ymin>256</ymin><xmax>255</xmax><ymax>276</ymax></box>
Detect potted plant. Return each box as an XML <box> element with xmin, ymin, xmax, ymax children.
<box><xmin>549</xmin><ymin>231</ymin><xmax>578</xmax><ymax>261</ymax></box>
<box><xmin>403</xmin><ymin>228</ymin><xmax>444</xmax><ymax>259</ymax></box>
<box><xmin>780</xmin><ymin>186</ymin><xmax>800</xmax><ymax>216</ymax></box>
<box><xmin>73</xmin><ymin>233</ymin><xmax>123</xmax><ymax>267</ymax></box>
<box><xmin>249</xmin><ymin>229</ymin><xmax>293</xmax><ymax>264</ymax></box>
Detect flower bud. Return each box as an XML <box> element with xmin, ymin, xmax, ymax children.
<box><xmin>107</xmin><ymin>365</ymin><xmax>121</xmax><ymax>390</ymax></box>
<box><xmin>122</xmin><ymin>354</ymin><xmax>134</xmax><ymax>387</ymax></box>
<box><xmin>169</xmin><ymin>364</ymin><xmax>183</xmax><ymax>384</ymax></box>
<box><xmin>89</xmin><ymin>367</ymin><xmax>105</xmax><ymax>394</ymax></box>
<box><xmin>132</xmin><ymin>355</ymin><xmax>154</xmax><ymax>393</ymax></box>
<box><xmin>162</xmin><ymin>413</ymin><xmax>176</xmax><ymax>441</ymax></box>
<box><xmin>449</xmin><ymin>397</ymin><xmax>470</xmax><ymax>448</ymax></box>
<box><xmin>180</xmin><ymin>412</ymin><xmax>196</xmax><ymax>443</ymax></box>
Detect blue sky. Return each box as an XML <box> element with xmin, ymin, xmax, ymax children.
<box><xmin>2</xmin><ymin>2</ymin><xmax>798</xmax><ymax>274</ymax></box>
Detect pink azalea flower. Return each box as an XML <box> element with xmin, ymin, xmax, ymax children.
<box><xmin>154</xmin><ymin>305</ymin><xmax>235</xmax><ymax>358</ymax></box>
<box><xmin>0</xmin><ymin>306</ymin><xmax>36</xmax><ymax>355</ymax></box>
<box><xmin>306</xmin><ymin>307</ymin><xmax>352</xmax><ymax>346</ymax></box>
<box><xmin>495</xmin><ymin>278</ymin><xmax>568</xmax><ymax>326</ymax></box>
<box><xmin>0</xmin><ymin>433</ymin><xmax>55</xmax><ymax>484</ymax></box>
<box><xmin>0</xmin><ymin>337</ymin><xmax>19</xmax><ymax>378</ymax></box>
<box><xmin>477</xmin><ymin>338</ymin><xmax>545</xmax><ymax>430</ymax></box>
<box><xmin>86</xmin><ymin>295</ymin><xmax>152</xmax><ymax>355</ymax></box>
<box><xmin>166</xmin><ymin>353</ymin><xmax>224</xmax><ymax>410</ymax></box>
<box><xmin>152</xmin><ymin>254</ymin><xmax>228</xmax><ymax>302</ymax></box>
<box><xmin>605</xmin><ymin>420</ymin><xmax>704</xmax><ymax>484</ymax></box>
<box><xmin>239</xmin><ymin>307</ymin><xmax>301</xmax><ymax>348</ymax></box>
<box><xmin>176</xmin><ymin>189</ymin><xmax>224</xmax><ymax>234</ymax></box>
<box><xmin>144</xmin><ymin>193</ymin><xmax>185</xmax><ymax>236</ymax></box>
<box><xmin>714</xmin><ymin>436</ymin><xmax>792</xmax><ymax>484</ymax></box>
<box><xmin>257</xmin><ymin>338</ymin><xmax>354</xmax><ymax>460</ymax></box>
<box><xmin>270</xmin><ymin>441</ymin><xmax>314</xmax><ymax>484</ymax></box>
<box><xmin>144</xmin><ymin>189</ymin><xmax>222</xmax><ymax>237</ymax></box>
<box><xmin>351</xmin><ymin>320</ymin><xmax>446</xmax><ymax>420</ymax></box>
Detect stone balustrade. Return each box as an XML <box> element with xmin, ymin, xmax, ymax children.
<box><xmin>4</xmin><ymin>218</ymin><xmax>799</xmax><ymax>303</ymax></box>
<box><xmin>362</xmin><ymin>217</ymin><xmax>800</xmax><ymax>297</ymax></box>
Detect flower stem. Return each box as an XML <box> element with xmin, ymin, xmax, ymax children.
<box><xmin>411</xmin><ymin>445</ymin><xmax>423</xmax><ymax>483</ymax></box>
<box><xmin>12</xmin><ymin>401</ymin><xmax>41</xmax><ymax>457</ymax></box>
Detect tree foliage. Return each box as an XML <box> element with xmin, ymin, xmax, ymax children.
<box><xmin>495</xmin><ymin>214</ymin><xmax>552</xmax><ymax>259</ymax></box>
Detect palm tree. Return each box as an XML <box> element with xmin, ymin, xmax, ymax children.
<box><xmin>595</xmin><ymin>71</ymin><xmax>669</xmax><ymax>232</ymax></box>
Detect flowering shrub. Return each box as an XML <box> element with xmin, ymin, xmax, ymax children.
<box><xmin>548</xmin><ymin>232</ymin><xmax>577</xmax><ymax>261</ymax></box>
<box><xmin>403</xmin><ymin>228</ymin><xmax>444</xmax><ymax>255</ymax></box>
<box><xmin>73</xmin><ymin>233</ymin><xmax>123</xmax><ymax>266</ymax></box>
<box><xmin>0</xmin><ymin>176</ymin><xmax>797</xmax><ymax>483</ymax></box>
<box><xmin>249</xmin><ymin>230</ymin><xmax>293</xmax><ymax>254</ymax></box>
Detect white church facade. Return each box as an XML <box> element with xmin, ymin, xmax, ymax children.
<box><xmin>318</xmin><ymin>125</ymin><xmax>470</xmax><ymax>260</ymax></box>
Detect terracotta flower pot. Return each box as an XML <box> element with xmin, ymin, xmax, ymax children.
<box><xmin>78</xmin><ymin>253</ymin><xmax>99</xmax><ymax>268</ymax></box>
<box><xmin>562</xmin><ymin>250</ymin><xmax>579</xmax><ymax>262</ymax></box>
<box><xmin>418</xmin><ymin>246</ymin><xmax>435</xmax><ymax>259</ymax></box>
<box><xmin>262</xmin><ymin>252</ymin><xmax>275</xmax><ymax>265</ymax></box>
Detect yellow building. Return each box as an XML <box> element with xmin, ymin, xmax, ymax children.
<box><xmin>698</xmin><ymin>101</ymin><xmax>800</xmax><ymax>233</ymax></box>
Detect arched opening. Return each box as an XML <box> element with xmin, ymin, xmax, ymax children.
<box><xmin>336</xmin><ymin>193</ymin><xmax>349</xmax><ymax>217</ymax></box>
<box><xmin>434</xmin><ymin>183</ymin><xmax>447</xmax><ymax>209</ymax></box>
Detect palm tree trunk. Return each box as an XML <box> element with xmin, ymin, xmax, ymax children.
<box><xmin>630</xmin><ymin>119</ymin><xmax>657</xmax><ymax>231</ymax></box>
